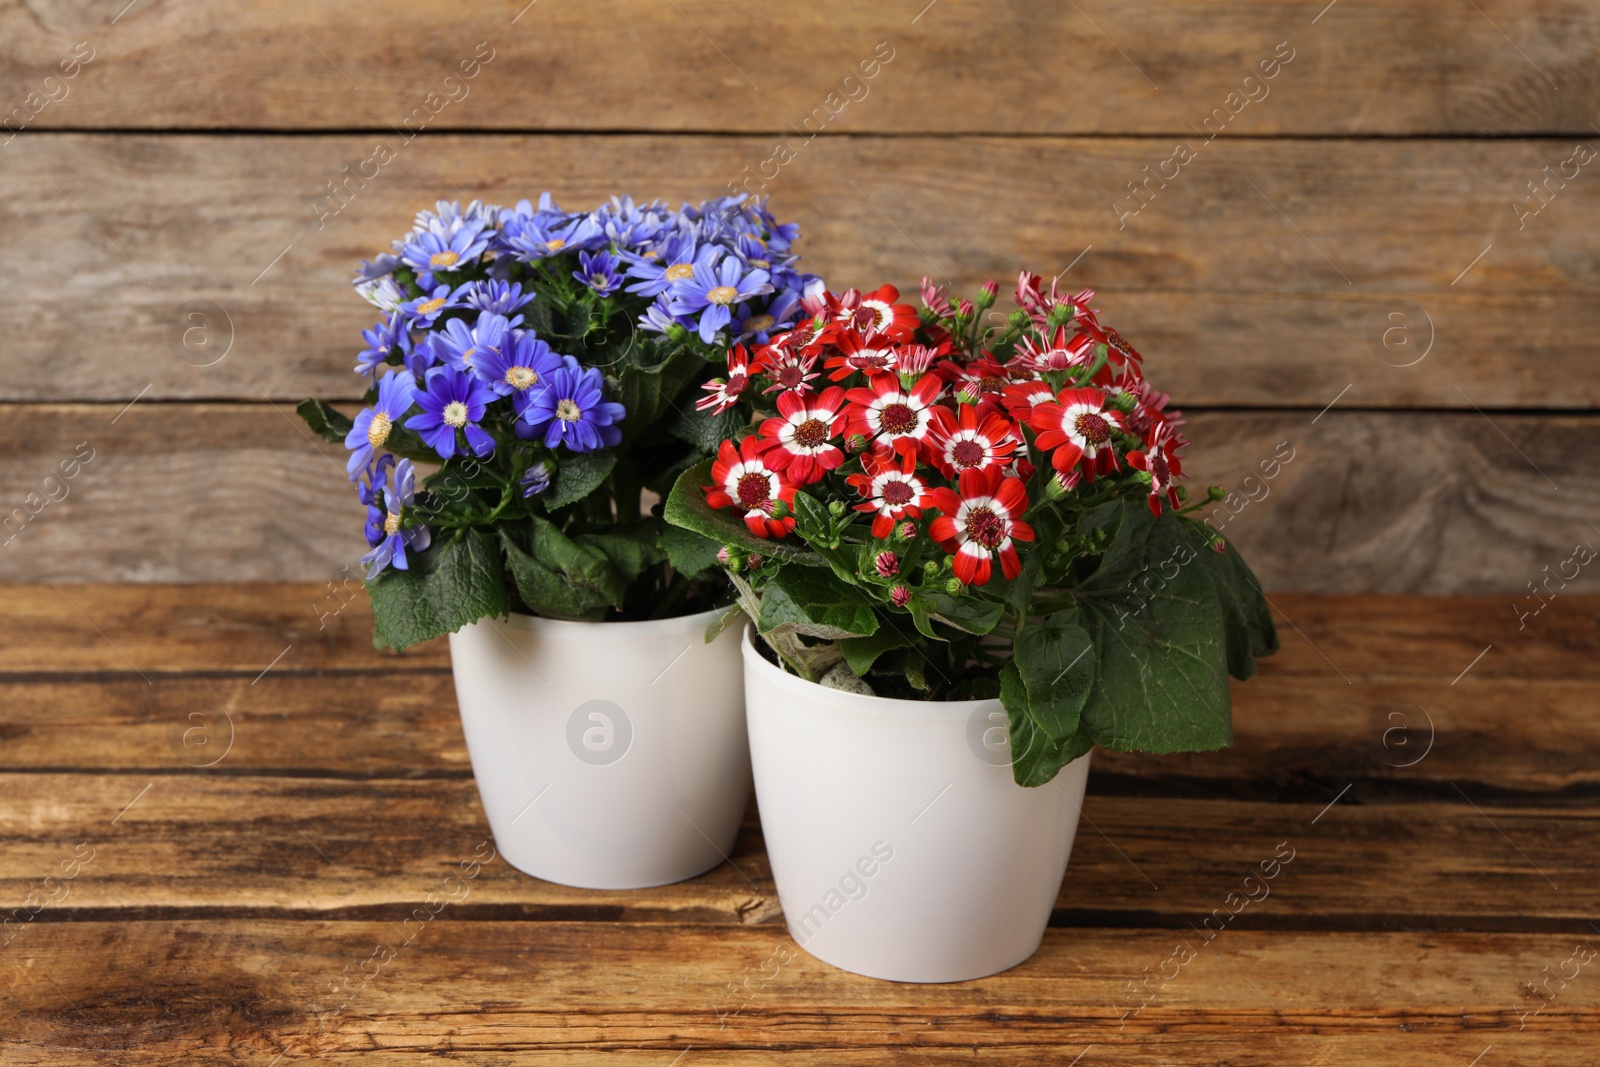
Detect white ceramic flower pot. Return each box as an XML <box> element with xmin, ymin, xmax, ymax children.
<box><xmin>448</xmin><ymin>607</ymin><xmax>750</xmax><ymax>889</ymax></box>
<box><xmin>742</xmin><ymin>629</ymin><xmax>1092</xmax><ymax>982</ymax></box>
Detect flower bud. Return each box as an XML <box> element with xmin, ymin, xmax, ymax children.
<box><xmin>897</xmin><ymin>520</ymin><xmax>917</xmax><ymax>542</ymax></box>
<box><xmin>1133</xmin><ymin>469</ymin><xmax>1153</xmax><ymax>486</ymax></box>
<box><xmin>1107</xmin><ymin>390</ymin><xmax>1137</xmax><ymax>413</ymax></box>
<box><xmin>770</xmin><ymin>499</ymin><xmax>791</xmax><ymax>520</ymax></box>
<box><xmin>828</xmin><ymin>499</ymin><xmax>846</xmax><ymax>518</ymax></box>
<box><xmin>945</xmin><ymin>577</ymin><xmax>964</xmax><ymax>594</ymax></box>
<box><xmin>1209</xmin><ymin>535</ymin><xmax>1228</xmax><ymax>554</ymax></box>
<box><xmin>956</xmin><ymin>382</ymin><xmax>982</xmax><ymax>405</ymax></box>
<box><xmin>1046</xmin><ymin>304</ymin><xmax>1074</xmax><ymax>329</ymax></box>
<box><xmin>890</xmin><ymin>585</ymin><xmax>912</xmax><ymax>607</ymax></box>
<box><xmin>1207</xmin><ymin>485</ymin><xmax>1226</xmax><ymax>502</ymax></box>
<box><xmin>845</xmin><ymin>433</ymin><xmax>867</xmax><ymax>454</ymax></box>
<box><xmin>716</xmin><ymin>546</ymin><xmax>733</xmax><ymax>565</ymax></box>
<box><xmin>875</xmin><ymin>551</ymin><xmax>900</xmax><ymax>578</ymax></box>
<box><xmin>1174</xmin><ymin>484</ymin><xmax>1189</xmax><ymax>502</ymax></box>
<box><xmin>975</xmin><ymin>280</ymin><xmax>998</xmax><ymax>310</ymax></box>
<box><xmin>957</xmin><ymin>298</ymin><xmax>975</xmax><ymax>319</ymax></box>
<box><xmin>747</xmin><ymin>553</ymin><xmax>764</xmax><ymax>569</ymax></box>
<box><xmin>667</xmin><ymin>324</ymin><xmax>690</xmax><ymax>343</ymax></box>
<box><xmin>923</xmin><ymin>561</ymin><xmax>940</xmax><ymax>579</ymax></box>
<box><xmin>1007</xmin><ymin>309</ymin><xmax>1031</xmax><ymax>329</ymax></box>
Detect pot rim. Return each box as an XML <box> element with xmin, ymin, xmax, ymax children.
<box><xmin>741</xmin><ymin>625</ymin><xmax>998</xmax><ymax>720</ymax></box>
<box><xmin>476</xmin><ymin>602</ymin><xmax>733</xmax><ymax>637</ymax></box>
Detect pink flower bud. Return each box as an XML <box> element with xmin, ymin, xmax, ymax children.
<box><xmin>981</xmin><ymin>279</ymin><xmax>999</xmax><ymax>299</ymax></box>
<box><xmin>748</xmin><ymin>553</ymin><xmax>765</xmax><ymax>569</ymax></box>
<box><xmin>716</xmin><ymin>546</ymin><xmax>732</xmax><ymax>565</ymax></box>
<box><xmin>875</xmin><ymin>551</ymin><xmax>900</xmax><ymax>578</ymax></box>
<box><xmin>891</xmin><ymin>585</ymin><xmax>912</xmax><ymax>607</ymax></box>
<box><xmin>898</xmin><ymin>521</ymin><xmax>918</xmax><ymax>541</ymax></box>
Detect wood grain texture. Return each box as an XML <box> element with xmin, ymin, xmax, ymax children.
<box><xmin>3</xmin><ymin>0</ymin><xmax>1597</xmax><ymax>135</ymax></box>
<box><xmin>1</xmin><ymin>773</ymin><xmax>1593</xmax><ymax>930</ymax></box>
<box><xmin>1</xmin><ymin>924</ymin><xmax>1593</xmax><ymax>1063</ymax></box>
<box><xmin>4</xmin><ymin>403</ymin><xmax>1598</xmax><ymax>591</ymax></box>
<box><xmin>2</xmin><ymin>134</ymin><xmax>1597</xmax><ymax>406</ymax></box>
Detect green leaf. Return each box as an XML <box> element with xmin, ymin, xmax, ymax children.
<box><xmin>664</xmin><ymin>402</ymin><xmax>745</xmax><ymax>454</ymax></box>
<box><xmin>840</xmin><ymin>624</ymin><xmax>912</xmax><ymax>676</ymax></box>
<box><xmin>579</xmin><ymin>521</ymin><xmax>665</xmax><ymax>586</ymax></box>
<box><xmin>1000</xmin><ymin>660</ymin><xmax>1094</xmax><ymax>787</ymax></box>
<box><xmin>1072</xmin><ymin>498</ymin><xmax>1233</xmax><ymax>754</ymax></box>
<box><xmin>298</xmin><ymin>398</ymin><xmax>354</xmax><ymax>444</ymax></box>
<box><xmin>367</xmin><ymin>528</ymin><xmax>509</xmax><ymax>650</ymax></box>
<box><xmin>662</xmin><ymin>459</ymin><xmax>826</xmax><ymax>567</ymax></box>
<box><xmin>660</xmin><ymin>523</ymin><xmax>723</xmax><ymax>578</ymax></box>
<box><xmin>545</xmin><ymin>450</ymin><xmax>618</xmax><ymax>511</ymax></box>
<box><xmin>1185</xmin><ymin>524</ymin><xmax>1280</xmax><ymax>679</ymax></box>
<box><xmin>500</xmin><ymin>526</ymin><xmax>613</xmax><ymax>621</ymax></box>
<box><xmin>1011</xmin><ymin>609</ymin><xmax>1096</xmax><ymax>741</ymax></box>
<box><xmin>611</xmin><ymin>343</ymin><xmax>705</xmax><ymax>441</ymax></box>
<box><xmin>924</xmin><ymin>592</ymin><xmax>1005</xmax><ymax>636</ymax></box>
<box><xmin>758</xmin><ymin>565</ymin><xmax>880</xmax><ymax>640</ymax></box>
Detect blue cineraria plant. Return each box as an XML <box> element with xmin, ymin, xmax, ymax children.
<box><xmin>299</xmin><ymin>194</ymin><xmax>818</xmax><ymax>649</ymax></box>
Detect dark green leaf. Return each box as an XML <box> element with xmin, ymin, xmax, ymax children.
<box><xmin>659</xmin><ymin>524</ymin><xmax>724</xmax><ymax>578</ymax></box>
<box><xmin>662</xmin><ymin>459</ymin><xmax>826</xmax><ymax>566</ymax></box>
<box><xmin>1072</xmin><ymin>498</ymin><xmax>1233</xmax><ymax>754</ymax></box>
<box><xmin>924</xmin><ymin>592</ymin><xmax>1005</xmax><ymax>635</ymax></box>
<box><xmin>840</xmin><ymin>624</ymin><xmax>912</xmax><ymax>676</ymax></box>
<box><xmin>545</xmin><ymin>450</ymin><xmax>617</xmax><ymax>511</ymax></box>
<box><xmin>611</xmin><ymin>343</ymin><xmax>705</xmax><ymax>441</ymax></box>
<box><xmin>1011</xmin><ymin>609</ymin><xmax>1096</xmax><ymax>740</ymax></box>
<box><xmin>664</xmin><ymin>402</ymin><xmax>745</xmax><ymax>454</ymax></box>
<box><xmin>759</xmin><ymin>565</ymin><xmax>879</xmax><ymax>640</ymax></box>
<box><xmin>1000</xmin><ymin>660</ymin><xmax>1094</xmax><ymax>787</ymax></box>
<box><xmin>1185</xmin><ymin>523</ymin><xmax>1280</xmax><ymax>679</ymax></box>
<box><xmin>579</xmin><ymin>521</ymin><xmax>665</xmax><ymax>586</ymax></box>
<box><xmin>298</xmin><ymin>398</ymin><xmax>354</xmax><ymax>444</ymax></box>
<box><xmin>500</xmin><ymin>526</ymin><xmax>613</xmax><ymax>621</ymax></box>
<box><xmin>367</xmin><ymin>528</ymin><xmax>509</xmax><ymax>650</ymax></box>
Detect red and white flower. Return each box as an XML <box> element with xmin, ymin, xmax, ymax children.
<box><xmin>757</xmin><ymin>386</ymin><xmax>847</xmax><ymax>485</ymax></box>
<box><xmin>926</xmin><ymin>466</ymin><xmax>1035</xmax><ymax>586</ymax></box>
<box><xmin>1030</xmin><ymin>387</ymin><xmax>1125</xmax><ymax>479</ymax></box>
<box><xmin>845</xmin><ymin>449</ymin><xmax>929</xmax><ymax>538</ymax></box>
<box><xmin>1001</xmin><ymin>378</ymin><xmax>1056</xmax><ymax>420</ymax></box>
<box><xmin>696</xmin><ymin>344</ymin><xmax>754</xmax><ymax>414</ymax></box>
<box><xmin>704</xmin><ymin>436</ymin><xmax>797</xmax><ymax>539</ymax></box>
<box><xmin>927</xmin><ymin>404</ymin><xmax>1020</xmax><ymax>478</ymax></box>
<box><xmin>1014</xmin><ymin>324</ymin><xmax>1088</xmax><ymax>373</ymax></box>
<box><xmin>842</xmin><ymin>372</ymin><xmax>944</xmax><ymax>458</ymax></box>
<box><xmin>753</xmin><ymin>342</ymin><xmax>820</xmax><ymax>397</ymax></box>
<box><xmin>824</xmin><ymin>329</ymin><xmax>899</xmax><ymax>381</ymax></box>
<box><xmin>814</xmin><ymin>284</ymin><xmax>919</xmax><ymax>341</ymax></box>
<box><xmin>1127</xmin><ymin>424</ymin><xmax>1185</xmax><ymax>516</ymax></box>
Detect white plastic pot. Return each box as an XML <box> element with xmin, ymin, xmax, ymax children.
<box><xmin>742</xmin><ymin>629</ymin><xmax>1092</xmax><ymax>982</ymax></box>
<box><xmin>448</xmin><ymin>607</ymin><xmax>750</xmax><ymax>889</ymax></box>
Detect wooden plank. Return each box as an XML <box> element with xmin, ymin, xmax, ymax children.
<box><xmin>3</xmin><ymin>0</ymin><xmax>1597</xmax><ymax>135</ymax></box>
<box><xmin>2</xmin><ymin>134</ymin><xmax>1597</xmax><ymax>407</ymax></box>
<box><xmin>1</xmin><ymin>775</ymin><xmax>1593</xmax><ymax>929</ymax></box>
<box><xmin>7</xmin><ymin>673</ymin><xmax>1597</xmax><ymax>805</ymax></box>
<box><xmin>0</xmin><ymin>923</ymin><xmax>1592</xmax><ymax>1062</ymax></box>
<box><xmin>3</xmin><ymin>402</ymin><xmax>1598</xmax><ymax>591</ymax></box>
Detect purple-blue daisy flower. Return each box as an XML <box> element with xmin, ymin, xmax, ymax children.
<box><xmin>666</xmin><ymin>255</ymin><xmax>773</xmax><ymax>344</ymax></box>
<box><xmin>400</xmin><ymin>223</ymin><xmax>490</xmax><ymax>289</ymax></box>
<box><xmin>624</xmin><ymin>237</ymin><xmax>713</xmax><ymax>299</ymax></box>
<box><xmin>522</xmin><ymin>364</ymin><xmax>625</xmax><ymax>453</ymax></box>
<box><xmin>475</xmin><ymin>332</ymin><xmax>566</xmax><ymax>415</ymax></box>
<box><xmin>431</xmin><ymin>311</ymin><xmax>518</xmax><ymax>375</ymax></box>
<box><xmin>521</xmin><ymin>461</ymin><xmax>552</xmax><ymax>498</ymax></box>
<box><xmin>355</xmin><ymin>313</ymin><xmax>409</xmax><ymax>378</ymax></box>
<box><xmin>361</xmin><ymin>458</ymin><xmax>432</xmax><ymax>578</ymax></box>
<box><xmin>406</xmin><ymin>367</ymin><xmax>499</xmax><ymax>460</ymax></box>
<box><xmin>573</xmin><ymin>249</ymin><xmax>624</xmax><ymax>296</ymax></box>
<box><xmin>344</xmin><ymin>370</ymin><xmax>417</xmax><ymax>478</ymax></box>
<box><xmin>464</xmin><ymin>279</ymin><xmax>536</xmax><ymax>316</ymax></box>
<box><xmin>400</xmin><ymin>283</ymin><xmax>469</xmax><ymax>329</ymax></box>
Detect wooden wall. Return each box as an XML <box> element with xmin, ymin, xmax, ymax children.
<box><xmin>1</xmin><ymin>0</ymin><xmax>1596</xmax><ymax>592</ymax></box>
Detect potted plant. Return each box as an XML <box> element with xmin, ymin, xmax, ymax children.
<box><xmin>298</xmin><ymin>193</ymin><xmax>817</xmax><ymax>889</ymax></box>
<box><xmin>664</xmin><ymin>273</ymin><xmax>1278</xmax><ymax>980</ymax></box>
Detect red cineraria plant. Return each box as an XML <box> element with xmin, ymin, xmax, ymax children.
<box><xmin>665</xmin><ymin>276</ymin><xmax>1278</xmax><ymax>785</ymax></box>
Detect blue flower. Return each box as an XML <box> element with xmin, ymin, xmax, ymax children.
<box><xmin>501</xmin><ymin>211</ymin><xmax>604</xmax><ymax>262</ymax></box>
<box><xmin>359</xmin><ymin>453</ymin><xmax>396</xmax><ymax>544</ymax></box>
<box><xmin>345</xmin><ymin>371</ymin><xmax>417</xmax><ymax>478</ymax></box>
<box><xmin>624</xmin><ymin>236</ymin><xmax>713</xmax><ymax>298</ymax></box>
<box><xmin>475</xmin><ymin>332</ymin><xmax>566</xmax><ymax>415</ymax></box>
<box><xmin>521</xmin><ymin>462</ymin><xmax>552</xmax><ymax>498</ymax></box>
<box><xmin>573</xmin><ymin>250</ymin><xmax>624</xmax><ymax>296</ymax></box>
<box><xmin>464</xmin><ymin>279</ymin><xmax>536</xmax><ymax>315</ymax></box>
<box><xmin>355</xmin><ymin>313</ymin><xmax>409</xmax><ymax>378</ymax></box>
<box><xmin>666</xmin><ymin>255</ymin><xmax>773</xmax><ymax>343</ymax></box>
<box><xmin>400</xmin><ymin>223</ymin><xmax>490</xmax><ymax>288</ymax></box>
<box><xmin>522</xmin><ymin>364</ymin><xmax>625</xmax><ymax>452</ymax></box>
<box><xmin>637</xmin><ymin>299</ymin><xmax>686</xmax><ymax>336</ymax></box>
<box><xmin>361</xmin><ymin>458</ymin><xmax>432</xmax><ymax>578</ymax></box>
<box><xmin>406</xmin><ymin>367</ymin><xmax>499</xmax><ymax>460</ymax></box>
<box><xmin>400</xmin><ymin>283</ymin><xmax>469</xmax><ymax>329</ymax></box>
<box><xmin>431</xmin><ymin>311</ymin><xmax>518</xmax><ymax>375</ymax></box>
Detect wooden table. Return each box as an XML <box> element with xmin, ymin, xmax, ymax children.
<box><xmin>2</xmin><ymin>584</ymin><xmax>1595</xmax><ymax>1064</ymax></box>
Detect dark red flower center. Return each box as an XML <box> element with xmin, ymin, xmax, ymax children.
<box><xmin>792</xmin><ymin>418</ymin><xmax>829</xmax><ymax>449</ymax></box>
<box><xmin>777</xmin><ymin>365</ymin><xmax>805</xmax><ymax>387</ymax></box>
<box><xmin>1149</xmin><ymin>450</ymin><xmax>1169</xmax><ymax>483</ymax></box>
<box><xmin>726</xmin><ymin>373</ymin><xmax>748</xmax><ymax>396</ymax></box>
<box><xmin>736</xmin><ymin>471</ymin><xmax>772</xmax><ymax>509</ymax></box>
<box><xmin>964</xmin><ymin>505</ymin><xmax>1005</xmax><ymax>549</ymax></box>
<box><xmin>878</xmin><ymin>402</ymin><xmax>918</xmax><ymax>435</ymax></box>
<box><xmin>1106</xmin><ymin>330</ymin><xmax>1135</xmax><ymax>359</ymax></box>
<box><xmin>979</xmin><ymin>374</ymin><xmax>1006</xmax><ymax>394</ymax></box>
<box><xmin>881</xmin><ymin>479</ymin><xmax>914</xmax><ymax>505</ymax></box>
<box><xmin>951</xmin><ymin>439</ymin><xmax>986</xmax><ymax>469</ymax></box>
<box><xmin>1074</xmin><ymin>411</ymin><xmax>1112</xmax><ymax>444</ymax></box>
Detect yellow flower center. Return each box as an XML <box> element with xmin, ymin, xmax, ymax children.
<box><xmin>429</xmin><ymin>251</ymin><xmax>460</xmax><ymax>269</ymax></box>
<box><xmin>749</xmin><ymin>258</ymin><xmax>770</xmax><ymax>269</ymax></box>
<box><xmin>545</xmin><ymin>238</ymin><xmax>566</xmax><ymax>251</ymax></box>
<box><xmin>707</xmin><ymin>286</ymin><xmax>739</xmax><ymax>306</ymax></box>
<box><xmin>744</xmin><ymin>314</ymin><xmax>775</xmax><ymax>333</ymax></box>
<box><xmin>417</xmin><ymin>297</ymin><xmax>448</xmax><ymax>315</ymax></box>
<box><xmin>461</xmin><ymin>347</ymin><xmax>474</xmax><ymax>367</ymax></box>
<box><xmin>506</xmin><ymin>367</ymin><xmax>538</xmax><ymax>390</ymax></box>
<box><xmin>643</xmin><ymin>250</ymin><xmax>660</xmax><ymax>259</ymax></box>
<box><xmin>442</xmin><ymin>401</ymin><xmax>470</xmax><ymax>428</ymax></box>
<box><xmin>665</xmin><ymin>263</ymin><xmax>696</xmax><ymax>282</ymax></box>
<box><xmin>556</xmin><ymin>398</ymin><xmax>583</xmax><ymax>422</ymax></box>
<box><xmin>383</xmin><ymin>511</ymin><xmax>402</xmax><ymax>535</ymax></box>
<box><xmin>366</xmin><ymin>413</ymin><xmax>392</xmax><ymax>448</ymax></box>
